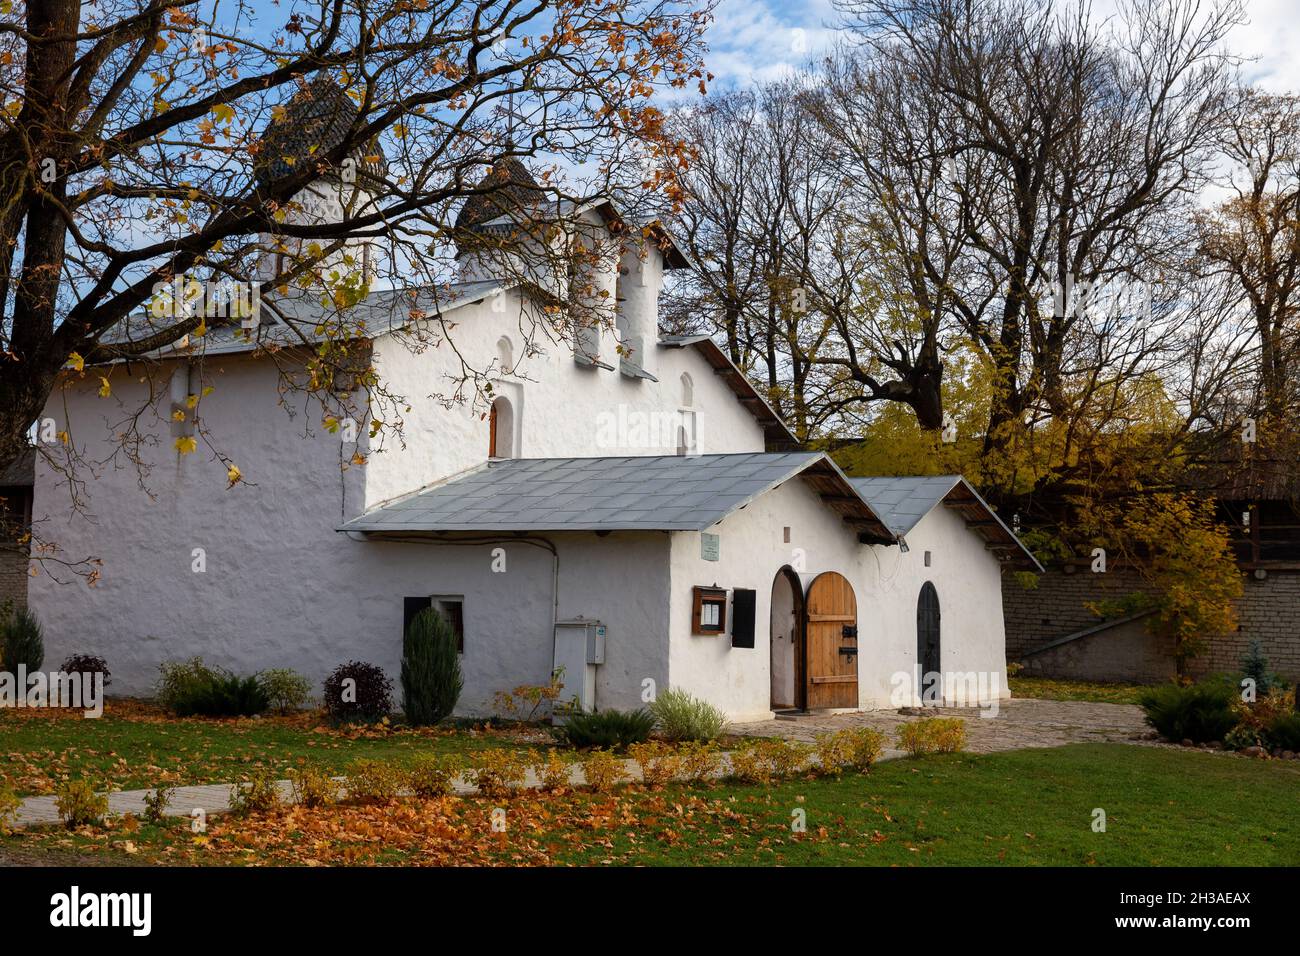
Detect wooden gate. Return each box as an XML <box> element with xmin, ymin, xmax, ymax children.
<box><xmin>804</xmin><ymin>571</ymin><xmax>858</xmax><ymax>710</ymax></box>
<box><xmin>917</xmin><ymin>581</ymin><xmax>941</xmax><ymax>694</ymax></box>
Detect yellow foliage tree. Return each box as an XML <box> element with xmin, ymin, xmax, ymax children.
<box><xmin>1088</xmin><ymin>493</ymin><xmax>1242</xmax><ymax>676</ymax></box>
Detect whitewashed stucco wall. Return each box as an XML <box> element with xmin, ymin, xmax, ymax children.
<box><xmin>29</xmin><ymin>353</ymin><xmax>676</xmax><ymax>709</ymax></box>
<box><xmin>364</xmin><ymin>287</ymin><xmax>767</xmax><ymax>508</ymax></box>
<box><xmin>31</xmin><ymin>356</ymin><xmax>369</xmax><ymax>696</ymax></box>
<box><xmin>663</xmin><ymin>481</ymin><xmax>1010</xmax><ymax>721</ymax></box>
<box><xmin>666</xmin><ymin>477</ymin><xmax>867</xmax><ymax>722</ymax></box>
<box><xmin>856</xmin><ymin>505</ymin><xmax>1011</xmax><ymax>709</ymax></box>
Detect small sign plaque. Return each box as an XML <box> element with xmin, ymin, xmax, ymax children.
<box><xmin>701</xmin><ymin>532</ymin><xmax>720</xmax><ymax>562</ymax></box>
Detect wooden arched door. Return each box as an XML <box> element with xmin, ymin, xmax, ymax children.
<box><xmin>917</xmin><ymin>581</ymin><xmax>941</xmax><ymax>694</ymax></box>
<box><xmin>804</xmin><ymin>571</ymin><xmax>858</xmax><ymax>709</ymax></box>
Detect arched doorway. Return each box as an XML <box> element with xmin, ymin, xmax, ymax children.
<box><xmin>805</xmin><ymin>571</ymin><xmax>858</xmax><ymax>710</ymax></box>
<box><xmin>917</xmin><ymin>581</ymin><xmax>941</xmax><ymax>701</ymax></box>
<box><xmin>769</xmin><ymin>566</ymin><xmax>804</xmax><ymax>711</ymax></box>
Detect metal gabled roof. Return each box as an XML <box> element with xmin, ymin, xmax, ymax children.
<box><xmin>849</xmin><ymin>475</ymin><xmax>1043</xmax><ymax>571</ymax></box>
<box><xmin>91</xmin><ymin>279</ymin><xmax>511</xmax><ymax>362</ymax></box>
<box><xmin>340</xmin><ymin>451</ymin><xmax>895</xmax><ymax>541</ymax></box>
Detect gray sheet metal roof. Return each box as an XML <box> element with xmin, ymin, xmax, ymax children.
<box><xmin>341</xmin><ymin>452</ymin><xmax>893</xmax><ymax>538</ymax></box>
<box><xmin>849</xmin><ymin>476</ymin><xmax>964</xmax><ymax>535</ymax></box>
<box><xmin>850</xmin><ymin>475</ymin><xmax>1042</xmax><ymax>571</ymax></box>
<box><xmin>93</xmin><ymin>280</ymin><xmax>509</xmax><ymax>361</ymax></box>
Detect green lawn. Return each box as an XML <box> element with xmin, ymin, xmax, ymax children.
<box><xmin>0</xmin><ymin>703</ymin><xmax>542</xmax><ymax>796</ymax></box>
<box><xmin>1010</xmin><ymin>676</ymin><xmax>1150</xmax><ymax>705</ymax></box>
<box><xmin>8</xmin><ymin>743</ymin><xmax>1298</xmax><ymax>867</ymax></box>
<box><xmin>542</xmin><ymin>743</ymin><xmax>1298</xmax><ymax>866</ymax></box>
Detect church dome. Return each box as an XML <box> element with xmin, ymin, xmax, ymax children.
<box><xmin>255</xmin><ymin>76</ymin><xmax>388</xmax><ymax>188</ymax></box>
<box><xmin>453</xmin><ymin>155</ymin><xmax>545</xmax><ymax>252</ymax></box>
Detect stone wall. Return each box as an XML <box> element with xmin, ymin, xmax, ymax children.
<box><xmin>0</xmin><ymin>542</ymin><xmax>27</xmax><ymax>612</ymax></box>
<box><xmin>1004</xmin><ymin>565</ymin><xmax>1300</xmax><ymax>683</ymax></box>
<box><xmin>0</xmin><ymin>484</ymin><xmax>29</xmax><ymax>613</ymax></box>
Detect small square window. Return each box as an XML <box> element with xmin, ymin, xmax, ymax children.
<box><xmin>404</xmin><ymin>595</ymin><xmax>464</xmax><ymax>652</ymax></box>
<box><xmin>924</xmin><ymin>551</ymin><xmax>932</xmax><ymax>567</ymax></box>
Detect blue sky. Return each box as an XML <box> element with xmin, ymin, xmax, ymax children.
<box><xmin>702</xmin><ymin>0</ymin><xmax>1300</xmax><ymax>93</ymax></box>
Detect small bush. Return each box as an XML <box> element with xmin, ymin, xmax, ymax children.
<box><xmin>1138</xmin><ymin>679</ymin><xmax>1238</xmax><ymax>744</ymax></box>
<box><xmin>1223</xmin><ymin>723</ymin><xmax>1265</xmax><ymax>751</ymax></box>
<box><xmin>530</xmin><ymin>751</ymin><xmax>574</xmax><ymax>792</ymax></box>
<box><xmin>813</xmin><ymin>730</ymin><xmax>855</xmax><ymax>775</ymax></box>
<box><xmin>343</xmin><ymin>759</ymin><xmax>403</xmax><ymax>803</ymax></box>
<box><xmin>1228</xmin><ymin>687</ymin><xmax>1296</xmax><ymax>750</ymax></box>
<box><xmin>59</xmin><ymin>654</ymin><xmax>111</xmax><ymax>689</ymax></box>
<box><xmin>727</xmin><ymin>740</ymin><xmax>768</xmax><ymax>783</ymax></box>
<box><xmin>649</xmin><ymin>688</ymin><xmax>727</xmax><ymax>742</ymax></box>
<box><xmin>155</xmin><ymin>657</ymin><xmax>269</xmax><ymax>717</ymax></box>
<box><xmin>1</xmin><ymin>608</ymin><xmax>44</xmax><ymax>673</ymax></box>
<box><xmin>401</xmin><ymin>608</ymin><xmax>464</xmax><ymax>725</ymax></box>
<box><xmin>1266</xmin><ymin>713</ymin><xmax>1300</xmax><ymax>751</ymax></box>
<box><xmin>628</xmin><ymin>741</ymin><xmax>682</xmax><ymax>787</ymax></box>
<box><xmin>580</xmin><ymin>749</ymin><xmax>629</xmax><ymax>792</ymax></box>
<box><xmin>55</xmin><ymin>779</ymin><xmax>108</xmax><ymax>829</ymax></box>
<box><xmin>897</xmin><ymin>717</ymin><xmax>967</xmax><ymax>756</ymax></box>
<box><xmin>406</xmin><ymin>754</ymin><xmax>464</xmax><ymax>798</ymax></box>
<box><xmin>493</xmin><ymin>670</ymin><xmax>567</xmax><ymax>722</ymax></box>
<box><xmin>288</xmin><ymin>765</ymin><xmax>339</xmax><ymax>808</ymax></box>
<box><xmin>228</xmin><ymin>771</ymin><xmax>282</xmax><ymax>816</ymax></box>
<box><xmin>323</xmin><ymin>661</ymin><xmax>393</xmax><ymax>723</ymax></box>
<box><xmin>727</xmin><ymin>739</ymin><xmax>809</xmax><ymax>783</ymax></box>
<box><xmin>1240</xmin><ymin>640</ymin><xmax>1282</xmax><ymax>698</ymax></box>
<box><xmin>678</xmin><ymin>741</ymin><xmax>722</xmax><ymax>782</ymax></box>
<box><xmin>0</xmin><ymin>786</ymin><xmax>19</xmax><ymax>836</ymax></box>
<box><xmin>258</xmin><ymin>668</ymin><xmax>312</xmax><ymax>715</ymax></box>
<box><xmin>141</xmin><ymin>785</ymin><xmax>174</xmax><ymax>824</ymax></box>
<box><xmin>469</xmin><ymin>750</ymin><xmax>527</xmax><ymax>798</ymax></box>
<box><xmin>844</xmin><ymin>728</ymin><xmax>887</xmax><ymax>771</ymax></box>
<box><xmin>553</xmin><ymin>708</ymin><xmax>655</xmax><ymax>750</ymax></box>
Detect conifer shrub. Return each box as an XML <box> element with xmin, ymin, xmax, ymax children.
<box><xmin>1138</xmin><ymin>679</ymin><xmax>1238</xmax><ymax>744</ymax></box>
<box><xmin>401</xmin><ymin>608</ymin><xmax>463</xmax><ymax>725</ymax></box>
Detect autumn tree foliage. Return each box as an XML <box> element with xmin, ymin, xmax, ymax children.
<box><xmin>0</xmin><ymin>0</ymin><xmax>712</xmax><ymax>481</ymax></box>
<box><xmin>1085</xmin><ymin>494</ymin><xmax>1243</xmax><ymax>676</ymax></box>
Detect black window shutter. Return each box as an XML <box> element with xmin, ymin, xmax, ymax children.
<box><xmin>403</xmin><ymin>596</ymin><xmax>433</xmax><ymax>640</ymax></box>
<box><xmin>731</xmin><ymin>589</ymin><xmax>756</xmax><ymax>648</ymax></box>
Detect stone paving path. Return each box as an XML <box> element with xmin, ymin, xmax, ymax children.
<box><xmin>9</xmin><ymin>698</ymin><xmax>1153</xmax><ymax>830</ymax></box>
<box><xmin>731</xmin><ymin>697</ymin><xmax>1154</xmax><ymax>753</ymax></box>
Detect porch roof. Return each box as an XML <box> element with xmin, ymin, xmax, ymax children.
<box><xmin>849</xmin><ymin>475</ymin><xmax>1043</xmax><ymax>571</ymax></box>
<box><xmin>340</xmin><ymin>452</ymin><xmax>896</xmax><ymax>542</ymax></box>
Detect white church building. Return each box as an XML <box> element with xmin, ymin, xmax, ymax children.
<box><xmin>29</xmin><ymin>81</ymin><xmax>1038</xmax><ymax>722</ymax></box>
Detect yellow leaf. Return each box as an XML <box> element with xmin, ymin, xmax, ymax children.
<box><xmin>67</xmin><ymin>352</ymin><xmax>85</xmax><ymax>372</ymax></box>
<box><xmin>172</xmin><ymin>409</ymin><xmax>186</xmax><ymax>422</ymax></box>
<box><xmin>186</xmin><ymin>393</ymin><xmax>199</xmax><ymax>409</ymax></box>
<box><xmin>174</xmin><ymin>436</ymin><xmax>197</xmax><ymax>455</ymax></box>
<box><xmin>211</xmin><ymin>102</ymin><xmax>235</xmax><ymax>124</ymax></box>
<box><xmin>155</xmin><ymin>36</ymin><xmax>167</xmax><ymax>54</ymax></box>
<box><xmin>226</xmin><ymin>464</ymin><xmax>242</xmax><ymax>486</ymax></box>
<box><xmin>97</xmin><ymin>377</ymin><xmax>111</xmax><ymax>398</ymax></box>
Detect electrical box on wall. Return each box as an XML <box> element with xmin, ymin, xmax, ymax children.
<box><xmin>586</xmin><ymin>623</ymin><xmax>606</xmax><ymax>664</ymax></box>
<box><xmin>553</xmin><ymin>619</ymin><xmax>605</xmax><ymax>714</ymax></box>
